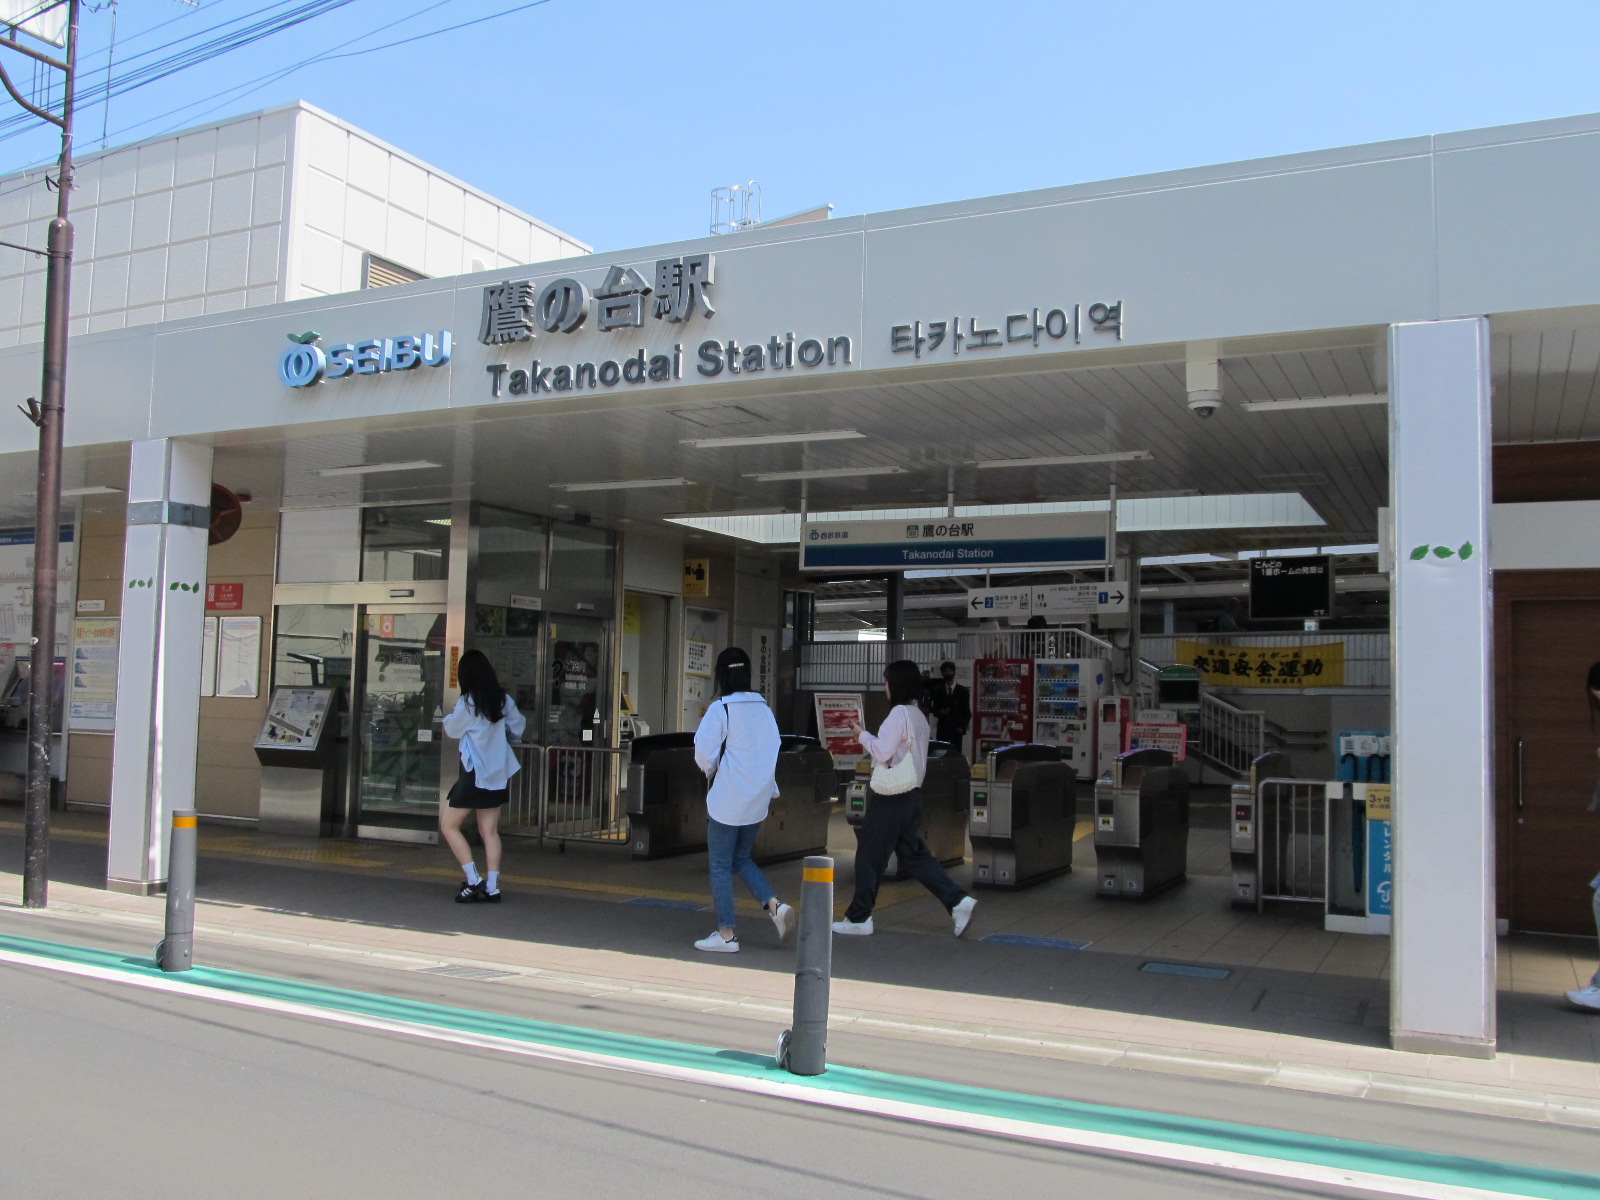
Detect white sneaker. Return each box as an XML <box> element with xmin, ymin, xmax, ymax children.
<box><xmin>770</xmin><ymin>903</ymin><xmax>793</xmax><ymax>941</ymax></box>
<box><xmin>694</xmin><ymin>931</ymin><xmax>739</xmax><ymax>953</ymax></box>
<box><xmin>951</xmin><ymin>896</ymin><xmax>977</xmax><ymax>938</ymax></box>
<box><xmin>831</xmin><ymin>917</ymin><xmax>874</xmax><ymax>936</ymax></box>
<box><xmin>1565</xmin><ymin>984</ymin><xmax>1600</xmax><ymax>1011</ymax></box>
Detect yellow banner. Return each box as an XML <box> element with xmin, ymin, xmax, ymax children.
<box><xmin>1175</xmin><ymin>641</ymin><xmax>1345</xmax><ymax>689</ymax></box>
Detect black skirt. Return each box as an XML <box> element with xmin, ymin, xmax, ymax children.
<box><xmin>447</xmin><ymin>766</ymin><xmax>509</xmax><ymax>810</ymax></box>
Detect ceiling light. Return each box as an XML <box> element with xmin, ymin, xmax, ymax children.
<box><xmin>59</xmin><ymin>485</ymin><xmax>125</xmax><ymax>497</ymax></box>
<box><xmin>424</xmin><ymin>518</ymin><xmax>453</xmax><ymax>526</ymax></box>
<box><xmin>317</xmin><ymin>460</ymin><xmax>440</xmax><ymax>477</ymax></box>
<box><xmin>682</xmin><ymin>429</ymin><xmax>866</xmax><ymax>449</ymax></box>
<box><xmin>744</xmin><ymin>466</ymin><xmax>907</xmax><ymax>482</ymax></box>
<box><xmin>1240</xmin><ymin>394</ymin><xmax>1387</xmax><ymax>413</ymax></box>
<box><xmin>552</xmin><ymin>477</ymin><xmax>691</xmax><ymax>492</ymax></box>
<box><xmin>972</xmin><ymin>450</ymin><xmax>1152</xmax><ymax>470</ymax></box>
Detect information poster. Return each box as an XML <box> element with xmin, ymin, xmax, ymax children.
<box><xmin>255</xmin><ymin>687</ymin><xmax>333</xmax><ymax>750</ymax></box>
<box><xmin>813</xmin><ymin>692</ymin><xmax>866</xmax><ymax>768</ymax></box>
<box><xmin>68</xmin><ymin>616</ymin><xmax>119</xmax><ymax>731</ymax></box>
<box><xmin>1365</xmin><ymin>784</ymin><xmax>1394</xmax><ymax>920</ymax></box>
<box><xmin>216</xmin><ymin>615</ymin><xmax>262</xmax><ymax>698</ymax></box>
<box><xmin>1124</xmin><ymin>721</ymin><xmax>1188</xmax><ymax>761</ymax></box>
<box><xmin>683</xmin><ymin>638</ymin><xmax>713</xmax><ymax>678</ymax></box>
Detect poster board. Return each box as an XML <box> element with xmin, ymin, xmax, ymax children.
<box><xmin>67</xmin><ymin>616</ymin><xmax>119</xmax><ymax>731</ymax></box>
<box><xmin>216</xmin><ymin>616</ymin><xmax>262</xmax><ymax>698</ymax></box>
<box><xmin>255</xmin><ymin>686</ymin><xmax>334</xmax><ymax>751</ymax></box>
<box><xmin>813</xmin><ymin>692</ymin><xmax>866</xmax><ymax>769</ymax></box>
<box><xmin>1124</xmin><ymin>721</ymin><xmax>1188</xmax><ymax>761</ymax></box>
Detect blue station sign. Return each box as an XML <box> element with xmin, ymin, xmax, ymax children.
<box><xmin>799</xmin><ymin>512</ymin><xmax>1109</xmax><ymax>572</ymax></box>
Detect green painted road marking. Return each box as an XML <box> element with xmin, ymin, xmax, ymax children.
<box><xmin>0</xmin><ymin>929</ymin><xmax>1594</xmax><ymax>1199</ymax></box>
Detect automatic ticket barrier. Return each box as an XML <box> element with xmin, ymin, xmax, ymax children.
<box><xmin>627</xmin><ymin>731</ymin><xmax>837</xmax><ymax>863</ymax></box>
<box><xmin>1228</xmin><ymin>751</ymin><xmax>1293</xmax><ymax>907</ymax></box>
<box><xmin>844</xmin><ymin>741</ymin><xmax>971</xmax><ymax>876</ymax></box>
<box><xmin>1093</xmin><ymin>748</ymin><xmax>1189</xmax><ymax>899</ymax></box>
<box><xmin>968</xmin><ymin>743</ymin><xmax>1077</xmax><ymax>890</ymax></box>
<box><xmin>752</xmin><ymin>735</ymin><xmax>839</xmax><ymax>864</ymax></box>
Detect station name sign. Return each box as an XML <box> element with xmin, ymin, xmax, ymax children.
<box><xmin>800</xmin><ymin>512</ymin><xmax>1109</xmax><ymax>572</ymax></box>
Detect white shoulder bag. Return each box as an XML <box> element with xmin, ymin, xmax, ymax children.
<box><xmin>869</xmin><ymin>709</ymin><xmax>919</xmax><ymax>795</ymax></box>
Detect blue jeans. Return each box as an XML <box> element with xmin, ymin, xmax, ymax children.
<box><xmin>708</xmin><ymin>817</ymin><xmax>776</xmax><ymax>931</ymax></box>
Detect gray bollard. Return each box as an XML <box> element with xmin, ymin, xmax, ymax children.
<box><xmin>157</xmin><ymin>810</ymin><xmax>198</xmax><ymax>972</ymax></box>
<box><xmin>779</xmin><ymin>854</ymin><xmax>833</xmax><ymax>1076</ymax></box>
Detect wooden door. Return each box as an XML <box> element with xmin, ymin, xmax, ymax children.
<box><xmin>1500</xmin><ymin>579</ymin><xmax>1600</xmax><ymax>934</ymax></box>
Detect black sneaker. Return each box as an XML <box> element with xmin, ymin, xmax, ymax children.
<box><xmin>455</xmin><ymin>881</ymin><xmax>488</xmax><ymax>903</ymax></box>
<box><xmin>482</xmin><ymin>887</ymin><xmax>502</xmax><ymax>904</ymax></box>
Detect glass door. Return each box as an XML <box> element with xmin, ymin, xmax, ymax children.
<box><xmin>354</xmin><ymin>607</ymin><xmax>448</xmax><ymax>838</ymax></box>
<box><xmin>543</xmin><ymin>615</ymin><xmax>611</xmax><ymax>747</ymax></box>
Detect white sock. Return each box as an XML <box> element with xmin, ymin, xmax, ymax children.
<box><xmin>462</xmin><ymin>862</ymin><xmax>482</xmax><ymax>886</ymax></box>
<box><xmin>486</xmin><ymin>871</ymin><xmax>500</xmax><ymax>894</ymax></box>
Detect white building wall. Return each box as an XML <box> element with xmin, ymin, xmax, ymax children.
<box><xmin>0</xmin><ymin>102</ymin><xmax>587</xmax><ymax>347</ymax></box>
<box><xmin>286</xmin><ymin>106</ymin><xmax>587</xmax><ymax>300</ymax></box>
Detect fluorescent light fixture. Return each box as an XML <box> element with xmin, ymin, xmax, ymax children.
<box><xmin>972</xmin><ymin>450</ymin><xmax>1152</xmax><ymax>469</ymax></box>
<box><xmin>317</xmin><ymin>460</ymin><xmax>440</xmax><ymax>477</ymax></box>
<box><xmin>744</xmin><ymin>466</ymin><xmax>907</xmax><ymax>482</ymax></box>
<box><xmin>59</xmin><ymin>485</ymin><xmax>125</xmax><ymax>497</ymax></box>
<box><xmin>1240</xmin><ymin>394</ymin><xmax>1386</xmax><ymax>413</ymax></box>
<box><xmin>682</xmin><ymin>429</ymin><xmax>866</xmax><ymax>449</ymax></box>
<box><xmin>553</xmin><ymin>477</ymin><xmax>691</xmax><ymax>492</ymax></box>
<box><xmin>424</xmin><ymin>518</ymin><xmax>453</xmax><ymax>526</ymax></box>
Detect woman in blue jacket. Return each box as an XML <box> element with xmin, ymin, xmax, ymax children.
<box><xmin>441</xmin><ymin>649</ymin><xmax>527</xmax><ymax>903</ymax></box>
<box><xmin>691</xmin><ymin>647</ymin><xmax>793</xmax><ymax>952</ymax></box>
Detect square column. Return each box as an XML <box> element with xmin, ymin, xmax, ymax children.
<box><xmin>106</xmin><ymin>439</ymin><xmax>213</xmax><ymax>895</ymax></box>
<box><xmin>1388</xmin><ymin>318</ymin><xmax>1495</xmax><ymax>1057</ymax></box>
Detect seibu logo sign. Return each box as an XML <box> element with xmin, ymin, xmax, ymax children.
<box><xmin>279</xmin><ymin>331</ymin><xmax>452</xmax><ymax>388</ymax></box>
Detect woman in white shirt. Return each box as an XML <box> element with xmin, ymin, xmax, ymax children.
<box><xmin>440</xmin><ymin>649</ymin><xmax>527</xmax><ymax>903</ymax></box>
<box><xmin>691</xmin><ymin>647</ymin><xmax>793</xmax><ymax>953</ymax></box>
<box><xmin>835</xmin><ymin>659</ymin><xmax>976</xmax><ymax>938</ymax></box>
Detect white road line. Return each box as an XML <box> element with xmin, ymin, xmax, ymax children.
<box><xmin>0</xmin><ymin>946</ymin><xmax>1552</xmax><ymax>1200</ymax></box>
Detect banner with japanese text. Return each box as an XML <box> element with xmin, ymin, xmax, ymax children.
<box><xmin>1175</xmin><ymin>641</ymin><xmax>1345</xmax><ymax>689</ymax></box>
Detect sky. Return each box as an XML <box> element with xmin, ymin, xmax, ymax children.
<box><xmin>2</xmin><ymin>0</ymin><xmax>1599</xmax><ymax>252</ymax></box>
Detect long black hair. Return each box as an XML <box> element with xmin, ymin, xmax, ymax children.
<box><xmin>1588</xmin><ymin>662</ymin><xmax>1600</xmax><ymax>731</ymax></box>
<box><xmin>713</xmin><ymin>646</ymin><xmax>753</xmax><ymax>699</ymax></box>
<box><xmin>884</xmin><ymin>659</ymin><xmax>924</xmax><ymax>707</ymax></box>
<box><xmin>457</xmin><ymin>648</ymin><xmax>507</xmax><ymax>723</ymax></box>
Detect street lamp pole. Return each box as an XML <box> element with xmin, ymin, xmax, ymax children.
<box><xmin>0</xmin><ymin>0</ymin><xmax>81</xmax><ymax>908</ymax></box>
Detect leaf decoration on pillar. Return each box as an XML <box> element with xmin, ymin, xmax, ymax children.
<box><xmin>1409</xmin><ymin>545</ymin><xmax>1429</xmax><ymax>560</ymax></box>
<box><xmin>1431</xmin><ymin>546</ymin><xmax>1455</xmax><ymax>559</ymax></box>
<box><xmin>1459</xmin><ymin>542</ymin><xmax>1474</xmax><ymax>559</ymax></box>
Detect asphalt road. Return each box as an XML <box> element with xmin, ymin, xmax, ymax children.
<box><xmin>2</xmin><ymin>960</ymin><xmax>1341</xmax><ymax>1200</ymax></box>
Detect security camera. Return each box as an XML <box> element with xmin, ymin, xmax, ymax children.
<box><xmin>1187</xmin><ymin>389</ymin><xmax>1222</xmax><ymax>420</ymax></box>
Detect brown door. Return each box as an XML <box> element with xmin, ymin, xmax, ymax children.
<box><xmin>1503</xmin><ymin>587</ymin><xmax>1600</xmax><ymax>934</ymax></box>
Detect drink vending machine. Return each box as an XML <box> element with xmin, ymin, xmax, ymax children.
<box><xmin>1031</xmin><ymin>659</ymin><xmax>1108</xmax><ymax>776</ymax></box>
<box><xmin>973</xmin><ymin>658</ymin><xmax>1032</xmax><ymax>760</ymax></box>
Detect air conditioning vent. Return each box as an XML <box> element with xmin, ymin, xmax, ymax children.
<box><xmin>362</xmin><ymin>253</ymin><xmax>427</xmax><ymax>289</ymax></box>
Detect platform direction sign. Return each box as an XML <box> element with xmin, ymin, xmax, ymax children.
<box><xmin>965</xmin><ymin>580</ymin><xmax>1129</xmax><ymax>619</ymax></box>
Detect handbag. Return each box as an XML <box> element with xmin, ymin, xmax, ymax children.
<box><xmin>870</xmin><ymin>750</ymin><xmax>919</xmax><ymax>796</ymax></box>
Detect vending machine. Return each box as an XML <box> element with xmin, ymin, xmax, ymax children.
<box><xmin>973</xmin><ymin>658</ymin><xmax>1032</xmax><ymax>760</ymax></box>
<box><xmin>1032</xmin><ymin>658</ymin><xmax>1108</xmax><ymax>776</ymax></box>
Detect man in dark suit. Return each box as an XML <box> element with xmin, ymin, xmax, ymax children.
<box><xmin>926</xmin><ymin>660</ymin><xmax>971</xmax><ymax>747</ymax></box>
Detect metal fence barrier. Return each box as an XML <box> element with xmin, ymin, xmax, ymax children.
<box><xmin>504</xmin><ymin>743</ymin><xmax>545</xmax><ymax>835</ymax></box>
<box><xmin>1257</xmin><ymin>778</ymin><xmax>1328</xmax><ymax>907</ymax></box>
<box><xmin>541</xmin><ymin>745</ymin><xmax>631</xmax><ymax>846</ymax></box>
<box><xmin>1198</xmin><ymin>693</ymin><xmax>1267</xmax><ymax>776</ymax></box>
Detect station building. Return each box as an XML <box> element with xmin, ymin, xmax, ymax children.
<box><xmin>3</xmin><ymin>103</ymin><xmax>1600</xmax><ymax>1059</ymax></box>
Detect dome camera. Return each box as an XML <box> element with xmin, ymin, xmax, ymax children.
<box><xmin>1187</xmin><ymin>389</ymin><xmax>1222</xmax><ymax>420</ymax></box>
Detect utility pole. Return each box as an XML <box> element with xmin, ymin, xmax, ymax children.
<box><xmin>0</xmin><ymin>0</ymin><xmax>81</xmax><ymax>908</ymax></box>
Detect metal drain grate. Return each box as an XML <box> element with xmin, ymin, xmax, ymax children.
<box><xmin>417</xmin><ymin>965</ymin><xmax>517</xmax><ymax>981</ymax></box>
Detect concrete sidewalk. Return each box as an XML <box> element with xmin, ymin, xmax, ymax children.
<box><xmin>2</xmin><ymin>807</ymin><xmax>1599</xmax><ymax>1127</ymax></box>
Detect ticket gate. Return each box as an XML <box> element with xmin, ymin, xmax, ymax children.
<box><xmin>627</xmin><ymin>731</ymin><xmax>837</xmax><ymax>862</ymax></box>
<box><xmin>752</xmin><ymin>734</ymin><xmax>840</xmax><ymax>863</ymax></box>
<box><xmin>968</xmin><ymin>743</ymin><xmax>1077</xmax><ymax>890</ymax></box>
<box><xmin>1093</xmin><ymin>748</ymin><xmax>1190</xmax><ymax>899</ymax></box>
<box><xmin>1228</xmin><ymin>750</ymin><xmax>1294</xmax><ymax>908</ymax></box>
<box><xmin>626</xmin><ymin>732</ymin><xmax>707</xmax><ymax>859</ymax></box>
<box><xmin>844</xmin><ymin>741</ymin><xmax>971</xmax><ymax>875</ymax></box>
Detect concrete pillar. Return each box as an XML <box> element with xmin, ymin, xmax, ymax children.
<box><xmin>107</xmin><ymin>439</ymin><xmax>213</xmax><ymax>895</ymax></box>
<box><xmin>1388</xmin><ymin>318</ymin><xmax>1495</xmax><ymax>1057</ymax></box>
